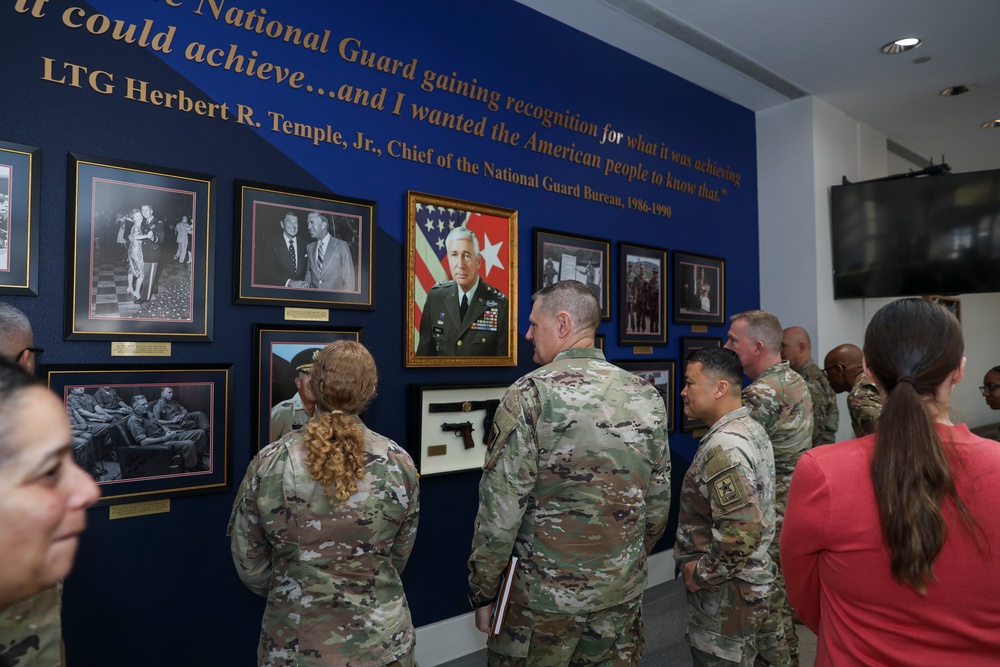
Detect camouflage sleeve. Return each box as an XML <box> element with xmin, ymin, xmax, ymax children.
<box><xmin>643</xmin><ymin>430</ymin><xmax>672</xmax><ymax>554</ymax></box>
<box><xmin>780</xmin><ymin>451</ymin><xmax>827</xmax><ymax>631</ymax></box>
<box><xmin>388</xmin><ymin>445</ymin><xmax>420</xmax><ymax>575</ymax></box>
<box><xmin>227</xmin><ymin>446</ymin><xmax>283</xmax><ymax>597</ymax></box>
<box><xmin>849</xmin><ymin>385</ymin><xmax>881</xmax><ymax>437</ymax></box>
<box><xmin>741</xmin><ymin>386</ymin><xmax>777</xmax><ymax>433</ymax></box>
<box><xmin>693</xmin><ymin>449</ymin><xmax>765</xmax><ymax>588</ymax></box>
<box><xmin>467</xmin><ymin>382</ymin><xmax>539</xmax><ymax>608</ymax></box>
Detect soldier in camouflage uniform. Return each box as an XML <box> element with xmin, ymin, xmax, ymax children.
<box><xmin>725</xmin><ymin>311</ymin><xmax>812</xmax><ymax>667</ymax></box>
<box><xmin>675</xmin><ymin>347</ymin><xmax>777</xmax><ymax>666</ymax></box>
<box><xmin>229</xmin><ymin>341</ymin><xmax>419</xmax><ymax>667</ymax></box>
<box><xmin>824</xmin><ymin>343</ymin><xmax>882</xmax><ymax>437</ymax></box>
<box><xmin>468</xmin><ymin>281</ymin><xmax>671</xmax><ymax>667</ymax></box>
<box><xmin>781</xmin><ymin>326</ymin><xmax>839</xmax><ymax>445</ymax></box>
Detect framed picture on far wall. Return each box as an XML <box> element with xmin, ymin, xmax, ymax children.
<box><xmin>41</xmin><ymin>364</ymin><xmax>233</xmax><ymax>507</ymax></box>
<box><xmin>405</xmin><ymin>191</ymin><xmax>517</xmax><ymax>368</ymax></box>
<box><xmin>614</xmin><ymin>359</ymin><xmax>676</xmax><ymax>432</ymax></box>
<box><xmin>65</xmin><ymin>154</ymin><xmax>215</xmax><ymax>341</ymax></box>
<box><xmin>0</xmin><ymin>140</ymin><xmax>40</xmax><ymax>296</ymax></box>
<box><xmin>673</xmin><ymin>250</ymin><xmax>725</xmax><ymax>326</ymax></box>
<box><xmin>254</xmin><ymin>324</ymin><xmax>362</xmax><ymax>452</ymax></box>
<box><xmin>619</xmin><ymin>242</ymin><xmax>667</xmax><ymax>346</ymax></box>
<box><xmin>533</xmin><ymin>228</ymin><xmax>611</xmax><ymax>320</ymax></box>
<box><xmin>234</xmin><ymin>181</ymin><xmax>375</xmax><ymax>310</ymax></box>
<box><xmin>679</xmin><ymin>337</ymin><xmax>722</xmax><ymax>432</ymax></box>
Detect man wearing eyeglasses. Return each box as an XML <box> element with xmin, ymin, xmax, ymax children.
<box><xmin>823</xmin><ymin>343</ymin><xmax>882</xmax><ymax>438</ymax></box>
<box><xmin>0</xmin><ymin>303</ymin><xmax>42</xmax><ymax>373</ymax></box>
<box><xmin>980</xmin><ymin>365</ymin><xmax>1000</xmax><ymax>441</ymax></box>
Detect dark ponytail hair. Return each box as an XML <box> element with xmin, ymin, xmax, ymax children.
<box><xmin>864</xmin><ymin>298</ymin><xmax>975</xmax><ymax>593</ymax></box>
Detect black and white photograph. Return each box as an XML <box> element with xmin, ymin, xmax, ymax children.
<box><xmin>42</xmin><ymin>364</ymin><xmax>232</xmax><ymax>506</ymax></box>
<box><xmin>673</xmin><ymin>250</ymin><xmax>726</xmax><ymax>326</ymax></box>
<box><xmin>66</xmin><ymin>154</ymin><xmax>214</xmax><ymax>340</ymax></box>
<box><xmin>534</xmin><ymin>228</ymin><xmax>611</xmax><ymax>320</ymax></box>
<box><xmin>614</xmin><ymin>359</ymin><xmax>676</xmax><ymax>432</ymax></box>
<box><xmin>236</xmin><ymin>181</ymin><xmax>375</xmax><ymax>309</ymax></box>
<box><xmin>619</xmin><ymin>242</ymin><xmax>668</xmax><ymax>345</ymax></box>
<box><xmin>0</xmin><ymin>140</ymin><xmax>40</xmax><ymax>295</ymax></box>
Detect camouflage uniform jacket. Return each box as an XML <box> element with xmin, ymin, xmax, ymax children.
<box><xmin>468</xmin><ymin>347</ymin><xmax>672</xmax><ymax>614</ymax></box>
<box><xmin>742</xmin><ymin>361</ymin><xmax>813</xmax><ymax>476</ymax></box>
<box><xmin>228</xmin><ymin>418</ymin><xmax>420</xmax><ymax>667</ymax></box>
<box><xmin>0</xmin><ymin>585</ymin><xmax>62</xmax><ymax>667</ymax></box>
<box><xmin>848</xmin><ymin>372</ymin><xmax>882</xmax><ymax>438</ymax></box>
<box><xmin>795</xmin><ymin>359</ymin><xmax>840</xmax><ymax>446</ymax></box>
<box><xmin>674</xmin><ymin>406</ymin><xmax>776</xmax><ymax>589</ymax></box>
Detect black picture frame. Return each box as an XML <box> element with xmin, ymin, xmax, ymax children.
<box><xmin>65</xmin><ymin>153</ymin><xmax>215</xmax><ymax>341</ymax></box>
<box><xmin>679</xmin><ymin>337</ymin><xmax>722</xmax><ymax>432</ymax></box>
<box><xmin>673</xmin><ymin>250</ymin><xmax>726</xmax><ymax>326</ymax></box>
<box><xmin>235</xmin><ymin>181</ymin><xmax>375</xmax><ymax>309</ymax></box>
<box><xmin>41</xmin><ymin>364</ymin><xmax>233</xmax><ymax>507</ymax></box>
<box><xmin>613</xmin><ymin>359</ymin><xmax>676</xmax><ymax>433</ymax></box>
<box><xmin>254</xmin><ymin>324</ymin><xmax>362</xmax><ymax>452</ymax></box>
<box><xmin>0</xmin><ymin>140</ymin><xmax>40</xmax><ymax>295</ymax></box>
<box><xmin>619</xmin><ymin>242</ymin><xmax>668</xmax><ymax>346</ymax></box>
<box><xmin>533</xmin><ymin>228</ymin><xmax>611</xmax><ymax>320</ymax></box>
<box><xmin>411</xmin><ymin>383</ymin><xmax>507</xmax><ymax>475</ymax></box>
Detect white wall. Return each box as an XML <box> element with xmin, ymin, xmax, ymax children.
<box><xmin>757</xmin><ymin>97</ymin><xmax>1000</xmax><ymax>439</ymax></box>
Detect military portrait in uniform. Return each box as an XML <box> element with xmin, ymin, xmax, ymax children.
<box><xmin>235</xmin><ymin>181</ymin><xmax>375</xmax><ymax>310</ymax></box>
<box><xmin>614</xmin><ymin>359</ymin><xmax>677</xmax><ymax>432</ymax></box>
<box><xmin>406</xmin><ymin>191</ymin><xmax>517</xmax><ymax>367</ymax></box>
<box><xmin>253</xmin><ymin>324</ymin><xmax>361</xmax><ymax>451</ymax></box>
<box><xmin>673</xmin><ymin>250</ymin><xmax>726</xmax><ymax>325</ymax></box>
<box><xmin>619</xmin><ymin>242</ymin><xmax>668</xmax><ymax>346</ymax></box>
<box><xmin>533</xmin><ymin>228</ymin><xmax>611</xmax><ymax>319</ymax></box>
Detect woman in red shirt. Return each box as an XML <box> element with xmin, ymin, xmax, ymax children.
<box><xmin>782</xmin><ymin>298</ymin><xmax>1000</xmax><ymax>666</ymax></box>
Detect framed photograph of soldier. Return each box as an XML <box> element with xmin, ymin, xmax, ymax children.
<box><xmin>412</xmin><ymin>383</ymin><xmax>508</xmax><ymax>476</ymax></box>
<box><xmin>612</xmin><ymin>359</ymin><xmax>676</xmax><ymax>432</ymax></box>
<box><xmin>533</xmin><ymin>228</ymin><xmax>611</xmax><ymax>320</ymax></box>
<box><xmin>254</xmin><ymin>324</ymin><xmax>362</xmax><ymax>452</ymax></box>
<box><xmin>618</xmin><ymin>242</ymin><xmax>668</xmax><ymax>346</ymax></box>
<box><xmin>679</xmin><ymin>337</ymin><xmax>722</xmax><ymax>432</ymax></box>
<box><xmin>405</xmin><ymin>191</ymin><xmax>518</xmax><ymax>368</ymax></box>
<box><xmin>0</xmin><ymin>140</ymin><xmax>40</xmax><ymax>296</ymax></box>
<box><xmin>40</xmin><ymin>363</ymin><xmax>233</xmax><ymax>507</ymax></box>
<box><xmin>922</xmin><ymin>294</ymin><xmax>961</xmax><ymax>323</ymax></box>
<box><xmin>234</xmin><ymin>181</ymin><xmax>376</xmax><ymax>309</ymax></box>
<box><xmin>672</xmin><ymin>250</ymin><xmax>726</xmax><ymax>326</ymax></box>
<box><xmin>65</xmin><ymin>153</ymin><xmax>215</xmax><ymax>341</ymax></box>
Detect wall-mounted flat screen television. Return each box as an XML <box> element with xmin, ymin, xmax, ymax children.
<box><xmin>831</xmin><ymin>169</ymin><xmax>1000</xmax><ymax>299</ymax></box>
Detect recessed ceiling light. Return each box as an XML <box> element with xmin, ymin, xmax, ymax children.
<box><xmin>981</xmin><ymin>120</ymin><xmax>1000</xmax><ymax>129</ymax></box>
<box><xmin>940</xmin><ymin>84</ymin><xmax>975</xmax><ymax>97</ymax></box>
<box><xmin>881</xmin><ymin>37</ymin><xmax>922</xmax><ymax>54</ymax></box>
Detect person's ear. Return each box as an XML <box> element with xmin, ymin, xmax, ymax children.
<box><xmin>952</xmin><ymin>356</ymin><xmax>967</xmax><ymax>386</ymax></box>
<box><xmin>714</xmin><ymin>379</ymin><xmax>728</xmax><ymax>399</ymax></box>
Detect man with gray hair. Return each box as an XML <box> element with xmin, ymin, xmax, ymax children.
<box><xmin>0</xmin><ymin>302</ymin><xmax>41</xmax><ymax>373</ymax></box>
<box><xmin>468</xmin><ymin>280</ymin><xmax>671</xmax><ymax>665</ymax></box>
<box><xmin>303</xmin><ymin>211</ymin><xmax>356</xmax><ymax>291</ymax></box>
<box><xmin>725</xmin><ymin>309</ymin><xmax>812</xmax><ymax>667</ymax></box>
<box><xmin>417</xmin><ymin>225</ymin><xmax>508</xmax><ymax>357</ymax></box>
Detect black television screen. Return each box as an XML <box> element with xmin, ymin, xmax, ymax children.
<box><xmin>831</xmin><ymin>169</ymin><xmax>1000</xmax><ymax>299</ymax></box>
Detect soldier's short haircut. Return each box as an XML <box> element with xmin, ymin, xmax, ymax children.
<box><xmin>0</xmin><ymin>356</ymin><xmax>41</xmax><ymax>464</ymax></box>
<box><xmin>0</xmin><ymin>302</ymin><xmax>33</xmax><ymax>362</ymax></box>
<box><xmin>532</xmin><ymin>280</ymin><xmax>600</xmax><ymax>333</ymax></box>
<box><xmin>731</xmin><ymin>309</ymin><xmax>783</xmax><ymax>355</ymax></box>
<box><xmin>687</xmin><ymin>347</ymin><xmax>743</xmax><ymax>386</ymax></box>
<box><xmin>445</xmin><ymin>225</ymin><xmax>480</xmax><ymax>256</ymax></box>
<box><xmin>131</xmin><ymin>394</ymin><xmax>149</xmax><ymax>409</ymax></box>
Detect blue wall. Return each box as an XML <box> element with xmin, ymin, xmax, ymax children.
<box><xmin>0</xmin><ymin>1</ymin><xmax>759</xmax><ymax>664</ymax></box>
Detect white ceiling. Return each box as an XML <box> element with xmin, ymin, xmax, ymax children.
<box><xmin>517</xmin><ymin>0</ymin><xmax>1000</xmax><ymax>174</ymax></box>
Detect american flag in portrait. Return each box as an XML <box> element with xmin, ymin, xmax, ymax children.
<box><xmin>412</xmin><ymin>203</ymin><xmax>510</xmax><ymax>341</ymax></box>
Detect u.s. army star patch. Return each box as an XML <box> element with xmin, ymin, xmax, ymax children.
<box><xmin>712</xmin><ymin>473</ymin><xmax>748</xmax><ymax>507</ymax></box>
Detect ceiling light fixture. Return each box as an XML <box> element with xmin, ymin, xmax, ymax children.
<box><xmin>940</xmin><ymin>84</ymin><xmax>975</xmax><ymax>97</ymax></box>
<box><xmin>981</xmin><ymin>120</ymin><xmax>1000</xmax><ymax>129</ymax></box>
<box><xmin>881</xmin><ymin>37</ymin><xmax>922</xmax><ymax>54</ymax></box>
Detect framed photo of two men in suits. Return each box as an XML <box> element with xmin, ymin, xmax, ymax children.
<box><xmin>234</xmin><ymin>181</ymin><xmax>375</xmax><ymax>309</ymax></box>
<box><xmin>405</xmin><ymin>191</ymin><xmax>517</xmax><ymax>368</ymax></box>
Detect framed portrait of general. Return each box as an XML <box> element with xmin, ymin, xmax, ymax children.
<box><xmin>235</xmin><ymin>181</ymin><xmax>375</xmax><ymax>309</ymax></box>
<box><xmin>41</xmin><ymin>364</ymin><xmax>233</xmax><ymax>506</ymax></box>
<box><xmin>673</xmin><ymin>250</ymin><xmax>726</xmax><ymax>326</ymax></box>
<box><xmin>65</xmin><ymin>154</ymin><xmax>215</xmax><ymax>341</ymax></box>
<box><xmin>533</xmin><ymin>228</ymin><xmax>611</xmax><ymax>320</ymax></box>
<box><xmin>253</xmin><ymin>324</ymin><xmax>361</xmax><ymax>452</ymax></box>
<box><xmin>613</xmin><ymin>359</ymin><xmax>676</xmax><ymax>432</ymax></box>
<box><xmin>679</xmin><ymin>337</ymin><xmax>722</xmax><ymax>432</ymax></box>
<box><xmin>619</xmin><ymin>242</ymin><xmax>668</xmax><ymax>346</ymax></box>
<box><xmin>0</xmin><ymin>140</ymin><xmax>40</xmax><ymax>296</ymax></box>
<box><xmin>405</xmin><ymin>191</ymin><xmax>517</xmax><ymax>368</ymax></box>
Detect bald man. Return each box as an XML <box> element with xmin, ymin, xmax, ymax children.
<box><xmin>782</xmin><ymin>327</ymin><xmax>839</xmax><ymax>446</ymax></box>
<box><xmin>824</xmin><ymin>343</ymin><xmax>882</xmax><ymax>438</ymax></box>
